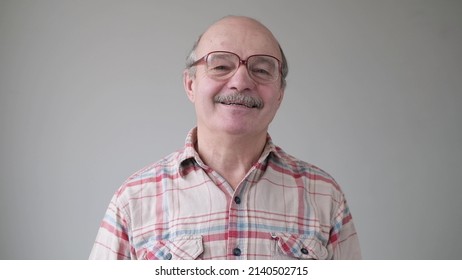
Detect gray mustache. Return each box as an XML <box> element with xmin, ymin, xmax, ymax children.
<box><xmin>214</xmin><ymin>92</ymin><xmax>263</xmax><ymax>109</ymax></box>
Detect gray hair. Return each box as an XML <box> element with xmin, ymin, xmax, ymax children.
<box><xmin>185</xmin><ymin>35</ymin><xmax>289</xmax><ymax>90</ymax></box>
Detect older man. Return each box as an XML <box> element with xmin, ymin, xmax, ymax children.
<box><xmin>90</xmin><ymin>16</ymin><xmax>361</xmax><ymax>260</ymax></box>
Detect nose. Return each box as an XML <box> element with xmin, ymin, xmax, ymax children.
<box><xmin>227</xmin><ymin>64</ymin><xmax>256</xmax><ymax>92</ymax></box>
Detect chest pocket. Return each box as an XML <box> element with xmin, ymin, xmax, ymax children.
<box><xmin>273</xmin><ymin>232</ymin><xmax>328</xmax><ymax>260</ymax></box>
<box><xmin>144</xmin><ymin>235</ymin><xmax>204</xmax><ymax>260</ymax></box>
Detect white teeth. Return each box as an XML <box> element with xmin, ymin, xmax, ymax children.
<box><xmin>228</xmin><ymin>102</ymin><xmax>244</xmax><ymax>106</ymax></box>
<box><xmin>221</xmin><ymin>101</ymin><xmax>251</xmax><ymax>108</ymax></box>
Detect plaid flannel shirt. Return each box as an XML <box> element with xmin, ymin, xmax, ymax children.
<box><xmin>90</xmin><ymin>128</ymin><xmax>361</xmax><ymax>259</ymax></box>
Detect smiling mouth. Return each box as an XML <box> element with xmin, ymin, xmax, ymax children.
<box><xmin>214</xmin><ymin>93</ymin><xmax>263</xmax><ymax>109</ymax></box>
<box><xmin>219</xmin><ymin>101</ymin><xmax>259</xmax><ymax>108</ymax></box>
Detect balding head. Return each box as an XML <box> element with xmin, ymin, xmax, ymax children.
<box><xmin>186</xmin><ymin>16</ymin><xmax>288</xmax><ymax>89</ymax></box>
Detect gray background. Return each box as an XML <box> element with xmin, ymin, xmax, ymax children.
<box><xmin>1</xmin><ymin>0</ymin><xmax>461</xmax><ymax>259</ymax></box>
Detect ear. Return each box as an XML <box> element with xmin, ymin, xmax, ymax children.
<box><xmin>183</xmin><ymin>69</ymin><xmax>195</xmax><ymax>103</ymax></box>
<box><xmin>277</xmin><ymin>88</ymin><xmax>284</xmax><ymax>105</ymax></box>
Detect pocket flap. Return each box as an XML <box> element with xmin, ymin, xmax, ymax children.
<box><xmin>274</xmin><ymin>232</ymin><xmax>328</xmax><ymax>260</ymax></box>
<box><xmin>145</xmin><ymin>235</ymin><xmax>203</xmax><ymax>260</ymax></box>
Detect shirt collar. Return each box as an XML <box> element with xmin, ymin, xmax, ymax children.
<box><xmin>177</xmin><ymin>127</ymin><xmax>280</xmax><ymax>177</ymax></box>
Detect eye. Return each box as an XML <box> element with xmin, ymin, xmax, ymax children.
<box><xmin>250</xmin><ymin>64</ymin><xmax>274</xmax><ymax>79</ymax></box>
<box><xmin>210</xmin><ymin>64</ymin><xmax>233</xmax><ymax>72</ymax></box>
<box><xmin>207</xmin><ymin>57</ymin><xmax>236</xmax><ymax>76</ymax></box>
<box><xmin>252</xmin><ymin>68</ymin><xmax>271</xmax><ymax>76</ymax></box>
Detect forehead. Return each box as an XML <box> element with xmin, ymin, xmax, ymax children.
<box><xmin>197</xmin><ymin>18</ymin><xmax>281</xmax><ymax>59</ymax></box>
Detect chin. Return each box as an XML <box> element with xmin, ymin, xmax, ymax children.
<box><xmin>219</xmin><ymin>123</ymin><xmax>267</xmax><ymax>137</ymax></box>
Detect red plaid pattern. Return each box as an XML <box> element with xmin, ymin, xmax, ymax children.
<box><xmin>90</xmin><ymin>128</ymin><xmax>361</xmax><ymax>259</ymax></box>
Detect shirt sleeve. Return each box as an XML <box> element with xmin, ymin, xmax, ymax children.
<box><xmin>89</xmin><ymin>193</ymin><xmax>133</xmax><ymax>260</ymax></box>
<box><xmin>327</xmin><ymin>194</ymin><xmax>362</xmax><ymax>259</ymax></box>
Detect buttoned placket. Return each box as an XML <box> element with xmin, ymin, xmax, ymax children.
<box><xmin>226</xmin><ymin>151</ymin><xmax>272</xmax><ymax>259</ymax></box>
<box><xmin>190</xmin><ymin>135</ymin><xmax>273</xmax><ymax>259</ymax></box>
<box><xmin>196</xmin><ymin>162</ymin><xmax>243</xmax><ymax>259</ymax></box>
<box><xmin>226</xmin><ymin>180</ymin><xmax>247</xmax><ymax>259</ymax></box>
<box><xmin>225</xmin><ymin>159</ymin><xmax>268</xmax><ymax>259</ymax></box>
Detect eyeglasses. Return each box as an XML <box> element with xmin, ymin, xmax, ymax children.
<box><xmin>189</xmin><ymin>51</ymin><xmax>282</xmax><ymax>84</ymax></box>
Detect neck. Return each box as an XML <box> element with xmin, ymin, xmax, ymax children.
<box><xmin>196</xmin><ymin>127</ymin><xmax>267</xmax><ymax>189</ymax></box>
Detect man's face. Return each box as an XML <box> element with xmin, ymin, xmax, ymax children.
<box><xmin>184</xmin><ymin>17</ymin><xmax>285</xmax><ymax>138</ymax></box>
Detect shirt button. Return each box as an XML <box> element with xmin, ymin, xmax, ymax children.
<box><xmin>233</xmin><ymin>248</ymin><xmax>241</xmax><ymax>256</ymax></box>
<box><xmin>165</xmin><ymin>253</ymin><xmax>172</xmax><ymax>260</ymax></box>
<box><xmin>234</xmin><ymin>196</ymin><xmax>241</xmax><ymax>204</ymax></box>
<box><xmin>301</xmin><ymin>248</ymin><xmax>309</xmax><ymax>255</ymax></box>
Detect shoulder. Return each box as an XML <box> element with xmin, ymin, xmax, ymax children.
<box><xmin>113</xmin><ymin>149</ymin><xmax>184</xmax><ymax>200</ymax></box>
<box><xmin>270</xmin><ymin>145</ymin><xmax>342</xmax><ymax>193</ymax></box>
